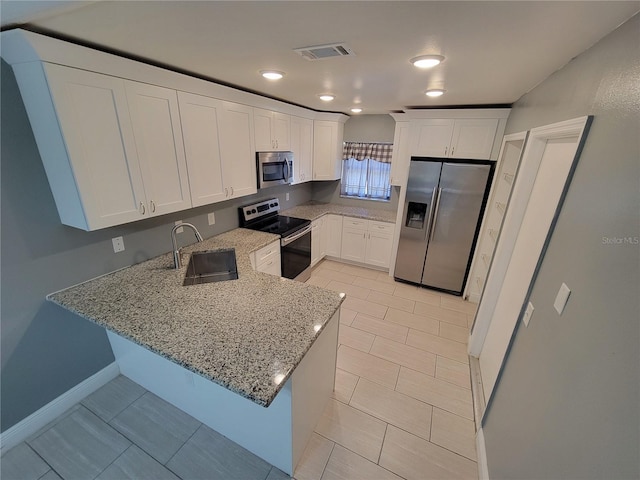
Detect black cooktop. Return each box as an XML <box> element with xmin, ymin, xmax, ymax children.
<box><xmin>244</xmin><ymin>215</ymin><xmax>310</xmax><ymax>237</ymax></box>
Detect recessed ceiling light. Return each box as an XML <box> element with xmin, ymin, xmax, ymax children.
<box><xmin>350</xmin><ymin>108</ymin><xmax>362</xmax><ymax>113</ymax></box>
<box><xmin>260</xmin><ymin>70</ymin><xmax>285</xmax><ymax>80</ymax></box>
<box><xmin>318</xmin><ymin>94</ymin><xmax>335</xmax><ymax>102</ymax></box>
<box><xmin>410</xmin><ymin>55</ymin><xmax>444</xmax><ymax>69</ymax></box>
<box><xmin>425</xmin><ymin>89</ymin><xmax>445</xmax><ymax>97</ymax></box>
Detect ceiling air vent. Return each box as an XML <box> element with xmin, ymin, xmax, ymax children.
<box><xmin>294</xmin><ymin>43</ymin><xmax>355</xmax><ymax>61</ymax></box>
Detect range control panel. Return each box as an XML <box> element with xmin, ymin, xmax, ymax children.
<box><xmin>241</xmin><ymin>198</ymin><xmax>280</xmax><ymax>223</ymax></box>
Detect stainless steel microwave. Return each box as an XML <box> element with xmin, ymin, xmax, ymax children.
<box><xmin>257</xmin><ymin>151</ymin><xmax>293</xmax><ymax>188</ymax></box>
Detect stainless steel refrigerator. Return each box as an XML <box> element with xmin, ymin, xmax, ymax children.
<box><xmin>394</xmin><ymin>157</ymin><xmax>493</xmax><ymax>295</ymax></box>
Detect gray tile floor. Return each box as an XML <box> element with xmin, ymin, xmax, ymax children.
<box><xmin>1</xmin><ymin>375</ymin><xmax>289</xmax><ymax>480</ymax></box>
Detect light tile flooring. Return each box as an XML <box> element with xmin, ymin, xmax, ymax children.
<box><xmin>301</xmin><ymin>260</ymin><xmax>478</xmax><ymax>480</ymax></box>
<box><xmin>2</xmin><ymin>260</ymin><xmax>478</xmax><ymax>480</ymax></box>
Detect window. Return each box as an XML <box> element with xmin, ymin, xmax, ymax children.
<box><xmin>340</xmin><ymin>142</ymin><xmax>393</xmax><ymax>201</ymax></box>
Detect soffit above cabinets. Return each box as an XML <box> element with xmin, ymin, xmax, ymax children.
<box><xmin>1</xmin><ymin>1</ymin><xmax>638</xmax><ymax>114</ymax></box>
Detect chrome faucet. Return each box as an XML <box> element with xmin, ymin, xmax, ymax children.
<box><xmin>171</xmin><ymin>222</ymin><xmax>203</xmax><ymax>269</ymax></box>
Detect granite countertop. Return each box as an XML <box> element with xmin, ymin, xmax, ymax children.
<box><xmin>47</xmin><ymin>229</ymin><xmax>344</xmax><ymax>407</ymax></box>
<box><xmin>282</xmin><ymin>201</ymin><xmax>397</xmax><ymax>223</ymax></box>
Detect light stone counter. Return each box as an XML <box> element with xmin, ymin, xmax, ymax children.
<box><xmin>47</xmin><ymin>228</ymin><xmax>344</xmax><ymax>408</ymax></box>
<box><xmin>282</xmin><ymin>201</ymin><xmax>397</xmax><ymax>223</ymax></box>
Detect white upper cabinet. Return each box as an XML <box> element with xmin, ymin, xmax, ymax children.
<box><xmin>125</xmin><ymin>81</ymin><xmax>191</xmax><ymax>216</ymax></box>
<box><xmin>412</xmin><ymin>118</ymin><xmax>499</xmax><ymax>160</ymax></box>
<box><xmin>177</xmin><ymin>91</ymin><xmax>226</xmax><ymax>206</ymax></box>
<box><xmin>290</xmin><ymin>116</ymin><xmax>313</xmax><ymax>184</ymax></box>
<box><xmin>313</xmin><ymin>120</ymin><xmax>344</xmax><ymax>181</ymax></box>
<box><xmin>220</xmin><ymin>101</ymin><xmax>257</xmax><ymax>199</ymax></box>
<box><xmin>413</xmin><ymin>119</ymin><xmax>455</xmax><ymax>157</ymax></box>
<box><xmin>450</xmin><ymin>119</ymin><xmax>500</xmax><ymax>159</ymax></box>
<box><xmin>254</xmin><ymin>108</ymin><xmax>290</xmax><ymax>151</ymax></box>
<box><xmin>36</xmin><ymin>63</ymin><xmax>148</xmax><ymax>230</ymax></box>
<box><xmin>390</xmin><ymin>121</ymin><xmax>410</xmax><ymax>186</ymax></box>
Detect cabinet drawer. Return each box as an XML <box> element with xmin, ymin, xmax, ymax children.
<box><xmin>255</xmin><ymin>241</ymin><xmax>280</xmax><ymax>267</ymax></box>
<box><xmin>342</xmin><ymin>217</ymin><xmax>367</xmax><ymax>230</ymax></box>
<box><xmin>368</xmin><ymin>221</ymin><xmax>395</xmax><ymax>234</ymax></box>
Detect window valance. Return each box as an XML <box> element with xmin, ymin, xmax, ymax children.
<box><xmin>343</xmin><ymin>142</ymin><xmax>393</xmax><ymax>163</ymax></box>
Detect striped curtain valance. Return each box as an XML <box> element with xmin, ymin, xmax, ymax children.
<box><xmin>343</xmin><ymin>142</ymin><xmax>393</xmax><ymax>163</ymax></box>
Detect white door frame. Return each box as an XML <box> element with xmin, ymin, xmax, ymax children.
<box><xmin>468</xmin><ymin>116</ymin><xmax>592</xmax><ymax>401</ymax></box>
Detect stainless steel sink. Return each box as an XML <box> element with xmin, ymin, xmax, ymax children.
<box><xmin>183</xmin><ymin>248</ymin><xmax>238</xmax><ymax>286</ymax></box>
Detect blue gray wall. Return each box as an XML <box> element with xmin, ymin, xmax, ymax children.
<box><xmin>0</xmin><ymin>59</ymin><xmax>312</xmax><ymax>432</ymax></box>
<box><xmin>483</xmin><ymin>13</ymin><xmax>639</xmax><ymax>479</ymax></box>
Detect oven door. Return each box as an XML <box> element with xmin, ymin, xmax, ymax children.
<box><xmin>258</xmin><ymin>152</ymin><xmax>292</xmax><ymax>188</ymax></box>
<box><xmin>280</xmin><ymin>224</ymin><xmax>312</xmax><ymax>281</ymax></box>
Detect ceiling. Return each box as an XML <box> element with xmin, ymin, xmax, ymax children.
<box><xmin>2</xmin><ymin>1</ymin><xmax>638</xmax><ymax>115</ymax></box>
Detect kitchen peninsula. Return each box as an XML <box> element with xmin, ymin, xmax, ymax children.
<box><xmin>47</xmin><ymin>228</ymin><xmax>344</xmax><ymax>475</ymax></box>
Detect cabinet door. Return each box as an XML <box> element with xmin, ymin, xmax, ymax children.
<box><xmin>44</xmin><ymin>63</ymin><xmax>146</xmax><ymax>229</ymax></box>
<box><xmin>341</xmin><ymin>227</ymin><xmax>367</xmax><ymax>263</ymax></box>
<box><xmin>390</xmin><ymin>121</ymin><xmax>411</xmax><ymax>186</ymax></box>
<box><xmin>258</xmin><ymin>257</ymin><xmax>281</xmax><ymax>276</ymax></box>
<box><xmin>220</xmin><ymin>101</ymin><xmax>257</xmax><ymax>199</ymax></box>
<box><xmin>178</xmin><ymin>91</ymin><xmax>226</xmax><ymax>206</ymax></box>
<box><xmin>365</xmin><ymin>230</ymin><xmax>394</xmax><ymax>268</ymax></box>
<box><xmin>253</xmin><ymin>107</ymin><xmax>274</xmax><ymax>151</ymax></box>
<box><xmin>413</xmin><ymin>119</ymin><xmax>454</xmax><ymax>157</ymax></box>
<box><xmin>273</xmin><ymin>112</ymin><xmax>290</xmax><ymax>150</ymax></box>
<box><xmin>313</xmin><ymin>120</ymin><xmax>343</xmax><ymax>180</ymax></box>
<box><xmin>126</xmin><ymin>81</ymin><xmax>191</xmax><ymax>216</ymax></box>
<box><xmin>311</xmin><ymin>218</ymin><xmax>322</xmax><ymax>266</ymax></box>
<box><xmin>290</xmin><ymin>116</ymin><xmax>313</xmax><ymax>184</ymax></box>
<box><xmin>450</xmin><ymin>119</ymin><xmax>499</xmax><ymax>160</ymax></box>
<box><xmin>325</xmin><ymin>214</ymin><xmax>342</xmax><ymax>257</ymax></box>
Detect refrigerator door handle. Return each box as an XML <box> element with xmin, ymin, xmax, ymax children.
<box><xmin>429</xmin><ymin>187</ymin><xmax>443</xmax><ymax>242</ymax></box>
<box><xmin>424</xmin><ymin>187</ymin><xmax>438</xmax><ymax>239</ymax></box>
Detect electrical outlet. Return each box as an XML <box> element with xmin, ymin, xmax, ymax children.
<box><xmin>286</xmin><ymin>192</ymin><xmax>290</xmax><ymax>201</ymax></box>
<box><xmin>207</xmin><ymin>212</ymin><xmax>216</xmax><ymax>225</ymax></box>
<box><xmin>523</xmin><ymin>302</ymin><xmax>534</xmax><ymax>327</ymax></box>
<box><xmin>174</xmin><ymin>220</ymin><xmax>183</xmax><ymax>234</ymax></box>
<box><xmin>112</xmin><ymin>236</ymin><xmax>125</xmax><ymax>253</ymax></box>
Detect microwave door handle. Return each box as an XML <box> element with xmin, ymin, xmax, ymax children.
<box><xmin>283</xmin><ymin>160</ymin><xmax>290</xmax><ymax>181</ymax></box>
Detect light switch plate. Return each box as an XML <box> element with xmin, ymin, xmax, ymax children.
<box><xmin>207</xmin><ymin>212</ymin><xmax>216</xmax><ymax>225</ymax></box>
<box><xmin>554</xmin><ymin>283</ymin><xmax>571</xmax><ymax>315</ymax></box>
<box><xmin>523</xmin><ymin>302</ymin><xmax>534</xmax><ymax>327</ymax></box>
<box><xmin>112</xmin><ymin>236</ymin><xmax>125</xmax><ymax>253</ymax></box>
<box><xmin>174</xmin><ymin>220</ymin><xmax>183</xmax><ymax>234</ymax></box>
<box><xmin>286</xmin><ymin>192</ymin><xmax>290</xmax><ymax>201</ymax></box>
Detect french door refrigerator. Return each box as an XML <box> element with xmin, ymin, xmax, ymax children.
<box><xmin>394</xmin><ymin>157</ymin><xmax>494</xmax><ymax>295</ymax></box>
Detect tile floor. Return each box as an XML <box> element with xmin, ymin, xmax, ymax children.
<box><xmin>299</xmin><ymin>260</ymin><xmax>478</xmax><ymax>480</ymax></box>
<box><xmin>1</xmin><ymin>260</ymin><xmax>478</xmax><ymax>480</ymax></box>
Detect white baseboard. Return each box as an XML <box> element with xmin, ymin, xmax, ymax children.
<box><xmin>476</xmin><ymin>427</ymin><xmax>490</xmax><ymax>480</ymax></box>
<box><xmin>0</xmin><ymin>362</ymin><xmax>120</xmax><ymax>455</ymax></box>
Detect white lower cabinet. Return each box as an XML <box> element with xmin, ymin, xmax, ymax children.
<box><xmin>311</xmin><ymin>217</ymin><xmax>326</xmax><ymax>267</ymax></box>
<box><xmin>325</xmin><ymin>214</ymin><xmax>343</xmax><ymax>258</ymax></box>
<box><xmin>364</xmin><ymin>221</ymin><xmax>395</xmax><ymax>268</ymax></box>
<box><xmin>252</xmin><ymin>241</ymin><xmax>281</xmax><ymax>276</ymax></box>
<box><xmin>340</xmin><ymin>218</ymin><xmax>368</xmax><ymax>263</ymax></box>
<box><xmin>340</xmin><ymin>217</ymin><xmax>395</xmax><ymax>268</ymax></box>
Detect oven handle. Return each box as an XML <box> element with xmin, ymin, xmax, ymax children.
<box><xmin>281</xmin><ymin>224</ymin><xmax>312</xmax><ymax>246</ymax></box>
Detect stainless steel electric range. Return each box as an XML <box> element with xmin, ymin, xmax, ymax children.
<box><xmin>239</xmin><ymin>198</ymin><xmax>312</xmax><ymax>281</ymax></box>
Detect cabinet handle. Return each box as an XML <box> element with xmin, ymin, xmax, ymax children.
<box><xmin>139</xmin><ymin>202</ymin><xmax>146</xmax><ymax>215</ymax></box>
<box><xmin>225</xmin><ymin>187</ymin><xmax>229</xmax><ymax>197</ymax></box>
<box><xmin>451</xmin><ymin>146</ymin><xmax>455</xmax><ymax>156</ymax></box>
<box><xmin>230</xmin><ymin>186</ymin><xmax>234</xmax><ymax>196</ymax></box>
<box><xmin>444</xmin><ymin>146</ymin><xmax>448</xmax><ymax>156</ymax></box>
<box><xmin>150</xmin><ymin>200</ymin><xmax>156</xmax><ymax>213</ymax></box>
